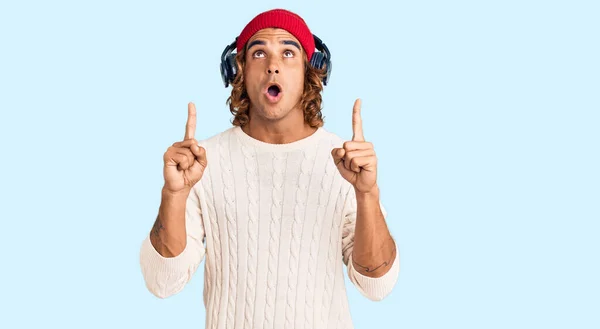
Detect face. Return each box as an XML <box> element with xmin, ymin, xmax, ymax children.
<box><xmin>243</xmin><ymin>28</ymin><xmax>305</xmax><ymax>122</ymax></box>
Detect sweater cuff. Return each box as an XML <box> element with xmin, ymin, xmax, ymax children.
<box><xmin>139</xmin><ymin>234</ymin><xmax>195</xmax><ymax>297</ymax></box>
<box><xmin>347</xmin><ymin>239</ymin><xmax>400</xmax><ymax>301</ymax></box>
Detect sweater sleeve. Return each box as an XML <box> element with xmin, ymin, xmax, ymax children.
<box><xmin>341</xmin><ymin>189</ymin><xmax>400</xmax><ymax>301</ymax></box>
<box><xmin>139</xmin><ymin>185</ymin><xmax>206</xmax><ymax>299</ymax></box>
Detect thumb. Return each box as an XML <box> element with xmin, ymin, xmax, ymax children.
<box><xmin>191</xmin><ymin>144</ymin><xmax>206</xmax><ymax>161</ymax></box>
<box><xmin>331</xmin><ymin>148</ymin><xmax>347</xmax><ymax>171</ymax></box>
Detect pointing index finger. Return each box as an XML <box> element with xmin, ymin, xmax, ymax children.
<box><xmin>352</xmin><ymin>98</ymin><xmax>364</xmax><ymax>142</ymax></box>
<box><xmin>185</xmin><ymin>102</ymin><xmax>196</xmax><ymax>140</ymax></box>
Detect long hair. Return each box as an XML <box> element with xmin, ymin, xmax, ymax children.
<box><xmin>226</xmin><ymin>47</ymin><xmax>327</xmax><ymax>128</ymax></box>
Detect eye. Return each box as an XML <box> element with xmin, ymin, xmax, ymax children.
<box><xmin>283</xmin><ymin>50</ymin><xmax>294</xmax><ymax>58</ymax></box>
<box><xmin>252</xmin><ymin>50</ymin><xmax>265</xmax><ymax>58</ymax></box>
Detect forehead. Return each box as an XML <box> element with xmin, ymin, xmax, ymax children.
<box><xmin>247</xmin><ymin>28</ymin><xmax>301</xmax><ymax>45</ymax></box>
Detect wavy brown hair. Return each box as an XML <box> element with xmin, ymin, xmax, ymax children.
<box><xmin>226</xmin><ymin>46</ymin><xmax>328</xmax><ymax>128</ymax></box>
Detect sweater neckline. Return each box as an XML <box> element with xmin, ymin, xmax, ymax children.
<box><xmin>232</xmin><ymin>125</ymin><xmax>326</xmax><ymax>152</ymax></box>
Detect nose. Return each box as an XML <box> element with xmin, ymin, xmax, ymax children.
<box><xmin>267</xmin><ymin>60</ymin><xmax>280</xmax><ymax>75</ymax></box>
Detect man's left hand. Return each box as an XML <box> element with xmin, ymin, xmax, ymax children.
<box><xmin>332</xmin><ymin>98</ymin><xmax>378</xmax><ymax>194</ymax></box>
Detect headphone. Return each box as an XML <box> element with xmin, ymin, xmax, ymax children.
<box><xmin>220</xmin><ymin>34</ymin><xmax>332</xmax><ymax>88</ymax></box>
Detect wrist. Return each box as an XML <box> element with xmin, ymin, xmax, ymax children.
<box><xmin>355</xmin><ymin>184</ymin><xmax>379</xmax><ymax>200</ymax></box>
<box><xmin>162</xmin><ymin>186</ymin><xmax>191</xmax><ymax>200</ymax></box>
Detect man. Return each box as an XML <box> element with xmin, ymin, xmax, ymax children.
<box><xmin>139</xmin><ymin>8</ymin><xmax>399</xmax><ymax>329</ymax></box>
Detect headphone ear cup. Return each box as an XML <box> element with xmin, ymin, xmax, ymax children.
<box><xmin>220</xmin><ymin>60</ymin><xmax>228</xmax><ymax>87</ymax></box>
<box><xmin>323</xmin><ymin>60</ymin><xmax>331</xmax><ymax>86</ymax></box>
<box><xmin>225</xmin><ymin>54</ymin><xmax>238</xmax><ymax>86</ymax></box>
<box><xmin>310</xmin><ymin>52</ymin><xmax>326</xmax><ymax>71</ymax></box>
<box><xmin>310</xmin><ymin>52</ymin><xmax>331</xmax><ymax>86</ymax></box>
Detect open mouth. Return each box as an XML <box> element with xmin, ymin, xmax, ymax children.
<box><xmin>265</xmin><ymin>83</ymin><xmax>283</xmax><ymax>102</ymax></box>
<box><xmin>268</xmin><ymin>84</ymin><xmax>281</xmax><ymax>96</ymax></box>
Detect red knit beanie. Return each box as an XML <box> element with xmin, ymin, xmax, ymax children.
<box><xmin>236</xmin><ymin>9</ymin><xmax>316</xmax><ymax>60</ymax></box>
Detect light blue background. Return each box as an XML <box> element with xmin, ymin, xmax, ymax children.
<box><xmin>1</xmin><ymin>0</ymin><xmax>598</xmax><ymax>328</ymax></box>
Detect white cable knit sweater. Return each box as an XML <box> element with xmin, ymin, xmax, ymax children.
<box><xmin>139</xmin><ymin>125</ymin><xmax>400</xmax><ymax>329</ymax></box>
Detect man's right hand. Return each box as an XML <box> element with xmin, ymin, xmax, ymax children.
<box><xmin>163</xmin><ymin>102</ymin><xmax>208</xmax><ymax>194</ymax></box>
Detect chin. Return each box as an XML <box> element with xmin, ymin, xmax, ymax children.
<box><xmin>261</xmin><ymin>107</ymin><xmax>289</xmax><ymax>121</ymax></box>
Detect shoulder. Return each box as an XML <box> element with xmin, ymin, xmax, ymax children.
<box><xmin>196</xmin><ymin>126</ymin><xmax>237</xmax><ymax>148</ymax></box>
<box><xmin>317</xmin><ymin>126</ymin><xmax>348</xmax><ymax>148</ymax></box>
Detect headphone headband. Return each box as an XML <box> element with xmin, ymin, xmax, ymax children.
<box><xmin>313</xmin><ymin>34</ymin><xmax>331</xmax><ymax>60</ymax></box>
<box><xmin>220</xmin><ymin>38</ymin><xmax>237</xmax><ymax>66</ymax></box>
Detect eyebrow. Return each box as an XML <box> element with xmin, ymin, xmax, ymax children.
<box><xmin>246</xmin><ymin>40</ymin><xmax>265</xmax><ymax>51</ymax></box>
<box><xmin>282</xmin><ymin>40</ymin><xmax>301</xmax><ymax>51</ymax></box>
<box><xmin>246</xmin><ymin>39</ymin><xmax>302</xmax><ymax>52</ymax></box>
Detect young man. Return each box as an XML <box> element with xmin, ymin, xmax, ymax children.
<box><xmin>139</xmin><ymin>8</ymin><xmax>399</xmax><ymax>329</ymax></box>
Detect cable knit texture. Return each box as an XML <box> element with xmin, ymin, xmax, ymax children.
<box><xmin>139</xmin><ymin>126</ymin><xmax>400</xmax><ymax>329</ymax></box>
